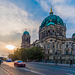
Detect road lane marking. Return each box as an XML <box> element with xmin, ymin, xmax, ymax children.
<box><xmin>2</xmin><ymin>62</ymin><xmax>45</xmax><ymax>75</ymax></box>
<box><xmin>1</xmin><ymin>67</ymin><xmax>11</xmax><ymax>75</ymax></box>
<box><xmin>24</xmin><ymin>68</ymin><xmax>45</xmax><ymax>75</ymax></box>
<box><xmin>19</xmin><ymin>68</ymin><xmax>45</xmax><ymax>75</ymax></box>
<box><xmin>30</xmin><ymin>70</ymin><xmax>45</xmax><ymax>75</ymax></box>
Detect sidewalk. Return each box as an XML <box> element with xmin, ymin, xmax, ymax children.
<box><xmin>28</xmin><ymin>62</ymin><xmax>75</xmax><ymax>68</ymax></box>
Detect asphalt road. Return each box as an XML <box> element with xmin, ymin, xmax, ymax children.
<box><xmin>1</xmin><ymin>62</ymin><xmax>75</xmax><ymax>75</ymax></box>
<box><xmin>0</xmin><ymin>66</ymin><xmax>8</xmax><ymax>75</ymax></box>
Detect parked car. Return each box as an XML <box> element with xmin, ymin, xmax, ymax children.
<box><xmin>14</xmin><ymin>60</ymin><xmax>26</xmax><ymax>67</ymax></box>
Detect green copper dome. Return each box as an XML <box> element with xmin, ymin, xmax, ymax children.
<box><xmin>23</xmin><ymin>31</ymin><xmax>29</xmax><ymax>35</ymax></box>
<box><xmin>40</xmin><ymin>14</ymin><xmax>66</xmax><ymax>29</ymax></box>
<box><xmin>72</xmin><ymin>33</ymin><xmax>75</xmax><ymax>36</ymax></box>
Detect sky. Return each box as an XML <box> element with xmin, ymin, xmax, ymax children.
<box><xmin>0</xmin><ymin>0</ymin><xmax>75</xmax><ymax>56</ymax></box>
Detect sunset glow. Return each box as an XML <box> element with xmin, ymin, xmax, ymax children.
<box><xmin>6</xmin><ymin>45</ymin><xmax>15</xmax><ymax>50</ymax></box>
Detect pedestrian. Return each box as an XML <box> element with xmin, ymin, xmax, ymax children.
<box><xmin>0</xmin><ymin>59</ymin><xmax>2</xmax><ymax>66</ymax></box>
<box><xmin>70</xmin><ymin>60</ymin><xmax>73</xmax><ymax>66</ymax></box>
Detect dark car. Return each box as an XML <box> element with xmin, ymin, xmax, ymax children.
<box><xmin>14</xmin><ymin>60</ymin><xmax>26</xmax><ymax>67</ymax></box>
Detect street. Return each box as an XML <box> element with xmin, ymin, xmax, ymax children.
<box><xmin>0</xmin><ymin>62</ymin><xmax>75</xmax><ymax>75</ymax></box>
<box><xmin>0</xmin><ymin>67</ymin><xmax>8</xmax><ymax>75</ymax></box>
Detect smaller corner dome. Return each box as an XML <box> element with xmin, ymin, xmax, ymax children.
<box><xmin>23</xmin><ymin>31</ymin><xmax>29</xmax><ymax>35</ymax></box>
<box><xmin>47</xmin><ymin>22</ymin><xmax>55</xmax><ymax>26</ymax></box>
<box><xmin>72</xmin><ymin>33</ymin><xmax>75</xmax><ymax>36</ymax></box>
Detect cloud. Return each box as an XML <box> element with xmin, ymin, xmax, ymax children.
<box><xmin>0</xmin><ymin>0</ymin><xmax>40</xmax><ymax>56</ymax></box>
<box><xmin>36</xmin><ymin>0</ymin><xmax>75</xmax><ymax>37</ymax></box>
<box><xmin>0</xmin><ymin>1</ymin><xmax>39</xmax><ymax>36</ymax></box>
<box><xmin>0</xmin><ymin>0</ymin><xmax>40</xmax><ymax>42</ymax></box>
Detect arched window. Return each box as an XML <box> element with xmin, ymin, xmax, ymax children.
<box><xmin>66</xmin><ymin>44</ymin><xmax>68</xmax><ymax>48</ymax></box>
<box><xmin>48</xmin><ymin>44</ymin><xmax>50</xmax><ymax>48</ymax></box>
<box><xmin>60</xmin><ymin>32</ymin><xmax>61</xmax><ymax>36</ymax></box>
<box><xmin>48</xmin><ymin>30</ymin><xmax>50</xmax><ymax>36</ymax></box>
<box><xmin>55</xmin><ymin>32</ymin><xmax>56</xmax><ymax>36</ymax></box>
<box><xmin>52</xmin><ymin>30</ymin><xmax>54</xmax><ymax>35</ymax></box>
<box><xmin>66</xmin><ymin>51</ymin><xmax>68</xmax><ymax>55</ymax></box>
<box><xmin>53</xmin><ymin>45</ymin><xmax>55</xmax><ymax>48</ymax></box>
<box><xmin>71</xmin><ymin>51</ymin><xmax>72</xmax><ymax>55</ymax></box>
<box><xmin>46</xmin><ymin>31</ymin><xmax>48</xmax><ymax>36</ymax></box>
<box><xmin>27</xmin><ymin>38</ymin><xmax>28</xmax><ymax>41</ymax></box>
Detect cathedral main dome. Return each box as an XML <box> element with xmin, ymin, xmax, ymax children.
<box><xmin>40</xmin><ymin>6</ymin><xmax>66</xmax><ymax>29</ymax></box>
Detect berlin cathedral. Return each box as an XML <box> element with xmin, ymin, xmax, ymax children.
<box><xmin>21</xmin><ymin>6</ymin><xmax>75</xmax><ymax>63</ymax></box>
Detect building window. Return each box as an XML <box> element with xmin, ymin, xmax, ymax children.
<box><xmin>52</xmin><ymin>30</ymin><xmax>54</xmax><ymax>35</ymax></box>
<box><xmin>66</xmin><ymin>44</ymin><xmax>68</xmax><ymax>48</ymax></box>
<box><xmin>48</xmin><ymin>44</ymin><xmax>50</xmax><ymax>48</ymax></box>
<box><xmin>27</xmin><ymin>38</ymin><xmax>28</xmax><ymax>41</ymax></box>
<box><xmin>38</xmin><ymin>45</ymin><xmax>40</xmax><ymax>47</ymax></box>
<box><xmin>66</xmin><ymin>51</ymin><xmax>68</xmax><ymax>55</ymax></box>
<box><xmin>60</xmin><ymin>32</ymin><xmax>62</xmax><ymax>36</ymax></box>
<box><xmin>71</xmin><ymin>51</ymin><xmax>72</xmax><ymax>55</ymax></box>
<box><xmin>50</xmin><ymin>40</ymin><xmax>52</xmax><ymax>42</ymax></box>
<box><xmin>56</xmin><ymin>44</ymin><xmax>57</xmax><ymax>49</ymax></box>
<box><xmin>44</xmin><ymin>45</ymin><xmax>46</xmax><ymax>49</ymax></box>
<box><xmin>60</xmin><ymin>44</ymin><xmax>61</xmax><ymax>49</ymax></box>
<box><xmin>57</xmin><ymin>43</ymin><xmax>58</xmax><ymax>49</ymax></box>
<box><xmin>48</xmin><ymin>30</ymin><xmax>50</xmax><ymax>36</ymax></box>
<box><xmin>53</xmin><ymin>45</ymin><xmax>55</xmax><ymax>48</ymax></box>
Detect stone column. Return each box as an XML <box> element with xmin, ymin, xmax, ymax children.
<box><xmin>50</xmin><ymin>42</ymin><xmax>52</xmax><ymax>54</ymax></box>
<box><xmin>62</xmin><ymin>44</ymin><xmax>65</xmax><ymax>54</ymax></box>
<box><xmin>69</xmin><ymin>43</ymin><xmax>72</xmax><ymax>54</ymax></box>
<box><xmin>55</xmin><ymin>42</ymin><xmax>57</xmax><ymax>52</ymax></box>
<box><xmin>57</xmin><ymin>42</ymin><xmax>58</xmax><ymax>50</ymax></box>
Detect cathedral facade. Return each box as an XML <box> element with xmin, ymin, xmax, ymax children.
<box><xmin>21</xmin><ymin>7</ymin><xmax>75</xmax><ymax>63</ymax></box>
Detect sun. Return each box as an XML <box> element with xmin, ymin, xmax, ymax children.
<box><xmin>6</xmin><ymin>45</ymin><xmax>16</xmax><ymax>50</ymax></box>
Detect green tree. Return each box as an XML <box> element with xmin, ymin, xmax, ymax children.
<box><xmin>8</xmin><ymin>46</ymin><xmax>44</xmax><ymax>61</ymax></box>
